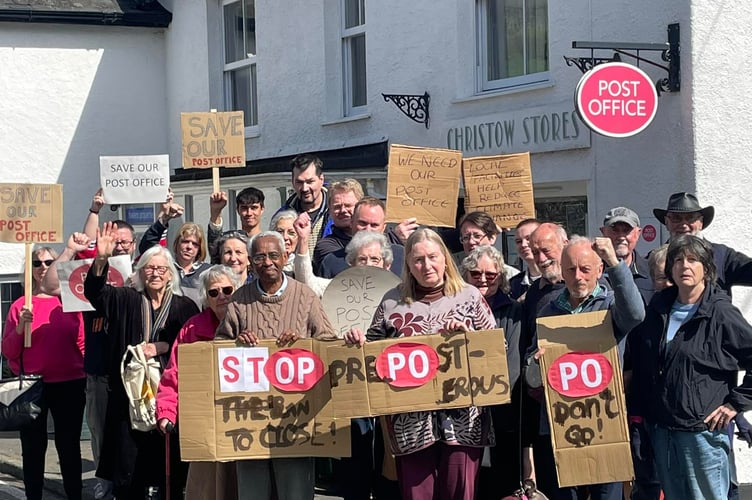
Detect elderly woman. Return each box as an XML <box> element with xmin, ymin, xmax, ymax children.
<box><xmin>294</xmin><ymin>213</ymin><xmax>393</xmax><ymax>296</ymax></box>
<box><xmin>630</xmin><ymin>235</ymin><xmax>752</xmax><ymax>500</ymax></box>
<box><xmin>156</xmin><ymin>265</ymin><xmax>240</xmax><ymax>500</ymax></box>
<box><xmin>2</xmin><ymin>246</ymin><xmax>85</xmax><ymax>500</ymax></box>
<box><xmin>270</xmin><ymin>209</ymin><xmax>298</xmax><ymax>276</ymax></box>
<box><xmin>346</xmin><ymin>228</ymin><xmax>496</xmax><ymax>500</ymax></box>
<box><xmin>460</xmin><ymin>245</ymin><xmax>532</xmax><ymax>499</ymax></box>
<box><xmin>84</xmin><ymin>221</ymin><xmax>199</xmax><ymax>499</ymax></box>
<box><xmin>215</xmin><ymin>231</ymin><xmax>253</xmax><ymax>284</ymax></box>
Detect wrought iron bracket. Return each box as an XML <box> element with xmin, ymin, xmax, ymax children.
<box><xmin>564</xmin><ymin>23</ymin><xmax>680</xmax><ymax>95</ymax></box>
<box><xmin>382</xmin><ymin>92</ymin><xmax>430</xmax><ymax>129</ymax></box>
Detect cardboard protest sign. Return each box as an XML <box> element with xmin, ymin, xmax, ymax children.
<box><xmin>178</xmin><ymin>339</ymin><xmax>350</xmax><ymax>462</ymax></box>
<box><xmin>462</xmin><ymin>153</ymin><xmax>535</xmax><ymax>228</ymax></box>
<box><xmin>0</xmin><ymin>183</ymin><xmax>63</xmax><ymax>243</ymax></box>
<box><xmin>326</xmin><ymin>330</ymin><xmax>510</xmax><ymax>418</ymax></box>
<box><xmin>385</xmin><ymin>144</ymin><xmax>462</xmax><ymax>227</ymax></box>
<box><xmin>321</xmin><ymin>267</ymin><xmax>400</xmax><ymax>338</ymax></box>
<box><xmin>57</xmin><ymin>255</ymin><xmax>133</xmax><ymax>312</ymax></box>
<box><xmin>536</xmin><ymin>310</ymin><xmax>633</xmax><ymax>487</ymax></box>
<box><xmin>99</xmin><ymin>155</ymin><xmax>170</xmax><ymax>204</ymax></box>
<box><xmin>181</xmin><ymin>111</ymin><xmax>246</xmax><ymax>168</ymax></box>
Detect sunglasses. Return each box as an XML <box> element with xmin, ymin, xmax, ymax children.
<box><xmin>207</xmin><ymin>286</ymin><xmax>234</xmax><ymax>298</ymax></box>
<box><xmin>468</xmin><ymin>270</ymin><xmax>499</xmax><ymax>282</ymax></box>
<box><xmin>32</xmin><ymin>259</ymin><xmax>54</xmax><ymax>268</ymax></box>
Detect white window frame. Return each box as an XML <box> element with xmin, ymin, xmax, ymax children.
<box><xmin>476</xmin><ymin>0</ymin><xmax>550</xmax><ymax>93</ymax></box>
<box><xmin>222</xmin><ymin>0</ymin><xmax>259</xmax><ymax>134</ymax></box>
<box><xmin>342</xmin><ymin>0</ymin><xmax>367</xmax><ymax>116</ymax></box>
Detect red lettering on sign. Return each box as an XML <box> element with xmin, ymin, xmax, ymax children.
<box><xmin>375</xmin><ymin>343</ymin><xmax>440</xmax><ymax>388</ymax></box>
<box><xmin>642</xmin><ymin>224</ymin><xmax>657</xmax><ymax>242</ymax></box>
<box><xmin>547</xmin><ymin>352</ymin><xmax>613</xmax><ymax>397</ymax></box>
<box><xmin>222</xmin><ymin>355</ymin><xmax>240</xmax><ymax>383</ymax></box>
<box><xmin>263</xmin><ymin>349</ymin><xmax>324</xmax><ymax>392</ymax></box>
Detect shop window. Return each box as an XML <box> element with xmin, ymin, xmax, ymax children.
<box><xmin>342</xmin><ymin>0</ymin><xmax>367</xmax><ymax>115</ymax></box>
<box><xmin>1</xmin><ymin>281</ymin><xmax>23</xmax><ymax>378</ymax></box>
<box><xmin>223</xmin><ymin>0</ymin><xmax>259</xmax><ymax>128</ymax></box>
<box><xmin>476</xmin><ymin>0</ymin><xmax>549</xmax><ymax>92</ymax></box>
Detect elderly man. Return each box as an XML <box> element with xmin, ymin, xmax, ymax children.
<box><xmin>654</xmin><ymin>192</ymin><xmax>752</xmax><ymax>295</ymax></box>
<box><xmin>509</xmin><ymin>218</ymin><xmax>542</xmax><ymax>300</ymax></box>
<box><xmin>216</xmin><ymin>231</ymin><xmax>334</xmax><ymax>500</ymax></box>
<box><xmin>527</xmin><ymin>236</ymin><xmax>645</xmax><ymax>500</ymax></box>
<box><xmin>318</xmin><ymin>197</ymin><xmax>405</xmax><ymax>278</ymax></box>
<box><xmin>312</xmin><ymin>178</ymin><xmax>364</xmax><ymax>272</ymax></box>
<box><xmin>600</xmin><ymin>207</ymin><xmax>654</xmax><ymax>304</ymax></box>
<box><xmin>524</xmin><ymin>223</ymin><xmax>569</xmax><ymax>322</ymax></box>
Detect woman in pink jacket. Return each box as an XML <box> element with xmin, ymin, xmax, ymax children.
<box><xmin>2</xmin><ymin>246</ymin><xmax>85</xmax><ymax>500</ymax></box>
<box><xmin>156</xmin><ymin>264</ymin><xmax>241</xmax><ymax>500</ymax></box>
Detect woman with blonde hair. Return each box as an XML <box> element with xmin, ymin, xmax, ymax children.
<box><xmin>345</xmin><ymin>228</ymin><xmax>496</xmax><ymax>500</ymax></box>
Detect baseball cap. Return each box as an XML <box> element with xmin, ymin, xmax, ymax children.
<box><xmin>603</xmin><ymin>207</ymin><xmax>640</xmax><ymax>228</ymax></box>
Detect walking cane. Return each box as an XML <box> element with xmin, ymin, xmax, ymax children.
<box><xmin>165</xmin><ymin>422</ymin><xmax>175</xmax><ymax>500</ymax></box>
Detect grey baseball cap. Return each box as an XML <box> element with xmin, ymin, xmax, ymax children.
<box><xmin>603</xmin><ymin>207</ymin><xmax>640</xmax><ymax>228</ymax></box>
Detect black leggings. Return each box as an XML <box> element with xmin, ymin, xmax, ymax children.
<box><xmin>19</xmin><ymin>378</ymin><xmax>86</xmax><ymax>500</ymax></box>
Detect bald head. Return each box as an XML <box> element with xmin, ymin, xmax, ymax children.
<box><xmin>530</xmin><ymin>223</ymin><xmax>568</xmax><ymax>283</ymax></box>
<box><xmin>561</xmin><ymin>237</ymin><xmax>604</xmax><ymax>305</ymax></box>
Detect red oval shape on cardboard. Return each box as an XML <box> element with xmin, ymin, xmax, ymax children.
<box><xmin>547</xmin><ymin>352</ymin><xmax>613</xmax><ymax>397</ymax></box>
<box><xmin>375</xmin><ymin>342</ymin><xmax>440</xmax><ymax>388</ymax></box>
<box><xmin>68</xmin><ymin>262</ymin><xmax>125</xmax><ymax>301</ymax></box>
<box><xmin>264</xmin><ymin>348</ymin><xmax>324</xmax><ymax>392</ymax></box>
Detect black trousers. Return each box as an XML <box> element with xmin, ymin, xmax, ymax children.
<box><xmin>20</xmin><ymin>378</ymin><xmax>86</xmax><ymax>500</ymax></box>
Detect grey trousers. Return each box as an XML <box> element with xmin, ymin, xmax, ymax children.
<box><xmin>236</xmin><ymin>457</ymin><xmax>314</xmax><ymax>500</ymax></box>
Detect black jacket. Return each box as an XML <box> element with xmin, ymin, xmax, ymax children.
<box><xmin>630</xmin><ymin>284</ymin><xmax>752</xmax><ymax>431</ymax></box>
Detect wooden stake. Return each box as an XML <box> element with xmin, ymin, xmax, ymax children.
<box><xmin>210</xmin><ymin>109</ymin><xmax>222</xmax><ymax>194</ymax></box>
<box><xmin>23</xmin><ymin>243</ymin><xmax>32</xmax><ymax>348</ymax></box>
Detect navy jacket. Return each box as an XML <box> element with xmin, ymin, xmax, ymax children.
<box><xmin>630</xmin><ymin>284</ymin><xmax>752</xmax><ymax>431</ymax></box>
<box><xmin>319</xmin><ymin>244</ymin><xmax>405</xmax><ymax>279</ymax></box>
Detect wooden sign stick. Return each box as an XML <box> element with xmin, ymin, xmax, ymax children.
<box><xmin>23</xmin><ymin>242</ymin><xmax>32</xmax><ymax>347</ymax></box>
<box><xmin>210</xmin><ymin>108</ymin><xmax>222</xmax><ymax>194</ymax></box>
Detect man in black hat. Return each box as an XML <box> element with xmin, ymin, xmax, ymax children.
<box><xmin>654</xmin><ymin>192</ymin><xmax>752</xmax><ymax>295</ymax></box>
<box><xmin>600</xmin><ymin>206</ymin><xmax>654</xmax><ymax>304</ymax></box>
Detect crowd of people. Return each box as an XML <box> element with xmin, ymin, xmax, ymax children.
<box><xmin>2</xmin><ymin>153</ymin><xmax>752</xmax><ymax>500</ymax></box>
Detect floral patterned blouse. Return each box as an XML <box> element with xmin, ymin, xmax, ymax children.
<box><xmin>366</xmin><ymin>284</ymin><xmax>496</xmax><ymax>455</ymax></box>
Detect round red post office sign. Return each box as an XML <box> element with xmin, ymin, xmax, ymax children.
<box><xmin>575</xmin><ymin>62</ymin><xmax>658</xmax><ymax>138</ymax></box>
<box><xmin>642</xmin><ymin>224</ymin><xmax>657</xmax><ymax>242</ymax></box>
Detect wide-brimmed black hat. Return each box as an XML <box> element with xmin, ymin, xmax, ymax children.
<box><xmin>653</xmin><ymin>192</ymin><xmax>714</xmax><ymax>229</ymax></box>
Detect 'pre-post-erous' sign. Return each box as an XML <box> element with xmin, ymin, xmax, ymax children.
<box><xmin>181</xmin><ymin>111</ymin><xmax>246</xmax><ymax>168</ymax></box>
<box><xmin>0</xmin><ymin>183</ymin><xmax>63</xmax><ymax>243</ymax></box>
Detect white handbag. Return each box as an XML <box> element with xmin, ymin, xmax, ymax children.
<box><xmin>120</xmin><ymin>342</ymin><xmax>161</xmax><ymax>432</ymax></box>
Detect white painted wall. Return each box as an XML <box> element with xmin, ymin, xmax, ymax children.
<box><xmin>0</xmin><ymin>23</ymin><xmax>168</xmax><ymax>275</ymax></box>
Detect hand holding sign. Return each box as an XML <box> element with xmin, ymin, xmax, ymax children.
<box><xmin>14</xmin><ymin>307</ymin><xmax>33</xmax><ymax>336</ymax></box>
<box><xmin>238</xmin><ymin>330</ymin><xmax>260</xmax><ymax>346</ymax></box>
<box><xmin>344</xmin><ymin>327</ymin><xmax>366</xmax><ymax>347</ymax></box>
<box><xmin>276</xmin><ymin>329</ymin><xmax>300</xmax><ymax>347</ymax></box>
<box><xmin>209</xmin><ymin>191</ymin><xmax>228</xmax><ymax>222</ymax></box>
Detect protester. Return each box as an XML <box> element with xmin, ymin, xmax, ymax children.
<box><xmin>452</xmin><ymin>211</ymin><xmax>519</xmax><ymax>279</ymax></box>
<box><xmin>524</xmin><ymin>222</ymin><xmax>569</xmax><ymax>335</ymax></box>
<box><xmin>647</xmin><ymin>244</ymin><xmax>670</xmax><ymax>291</ymax></box>
<box><xmin>215</xmin><ymin>231</ymin><xmax>253</xmax><ymax>284</ymax></box>
<box><xmin>653</xmin><ymin>192</ymin><xmax>752</xmax><ymax>295</ymax></box>
<box><xmin>84</xmin><ymin>222</ymin><xmax>199</xmax><ymax>499</ymax></box>
<box><xmin>270</xmin><ymin>209</ymin><xmax>299</xmax><ymax>276</ymax></box>
<box><xmin>2</xmin><ymin>246</ymin><xmax>86</xmax><ymax>500</ymax></box>
<box><xmin>630</xmin><ymin>235</ymin><xmax>752</xmax><ymax>500</ymax></box>
<box><xmin>208</xmin><ymin>187</ymin><xmax>266</xmax><ymax>261</ymax></box>
<box><xmin>156</xmin><ymin>265</ymin><xmax>241</xmax><ymax>500</ymax></box>
<box><xmin>526</xmin><ymin>236</ymin><xmax>645</xmax><ymax>499</ymax></box>
<box><xmin>508</xmin><ymin>218</ymin><xmax>541</xmax><ymax>300</ymax></box>
<box><xmin>460</xmin><ymin>245</ymin><xmax>532</xmax><ymax>499</ymax></box>
<box><xmin>312</xmin><ymin>178</ymin><xmax>364</xmax><ymax>271</ymax></box>
<box><xmin>344</xmin><ymin>228</ymin><xmax>496</xmax><ymax>500</ymax></box>
<box><xmin>216</xmin><ymin>231</ymin><xmax>335</xmax><ymax>500</ymax></box>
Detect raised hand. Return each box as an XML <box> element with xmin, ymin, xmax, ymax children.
<box><xmin>90</xmin><ymin>188</ymin><xmax>105</xmax><ymax>214</ymax></box>
<box><xmin>96</xmin><ymin>221</ymin><xmax>118</xmax><ymax>259</ymax></box>
<box><xmin>67</xmin><ymin>232</ymin><xmax>91</xmax><ymax>254</ymax></box>
<box><xmin>593</xmin><ymin>237</ymin><xmax>619</xmax><ymax>268</ymax></box>
<box><xmin>210</xmin><ymin>191</ymin><xmax>229</xmax><ymax>221</ymax></box>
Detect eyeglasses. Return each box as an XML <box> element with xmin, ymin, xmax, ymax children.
<box><xmin>143</xmin><ymin>265</ymin><xmax>170</xmax><ymax>275</ymax></box>
<box><xmin>468</xmin><ymin>270</ymin><xmax>499</xmax><ymax>282</ymax></box>
<box><xmin>666</xmin><ymin>213</ymin><xmax>702</xmax><ymax>224</ymax></box>
<box><xmin>459</xmin><ymin>232</ymin><xmax>488</xmax><ymax>244</ymax></box>
<box><xmin>252</xmin><ymin>252</ymin><xmax>282</xmax><ymax>264</ymax></box>
<box><xmin>114</xmin><ymin>240</ymin><xmax>134</xmax><ymax>247</ymax></box>
<box><xmin>32</xmin><ymin>259</ymin><xmax>54</xmax><ymax>268</ymax></box>
<box><xmin>207</xmin><ymin>286</ymin><xmax>234</xmax><ymax>298</ymax></box>
<box><xmin>356</xmin><ymin>256</ymin><xmax>383</xmax><ymax>266</ymax></box>
<box><xmin>275</xmin><ymin>229</ymin><xmax>298</xmax><ymax>239</ymax></box>
<box><xmin>221</xmin><ymin>230</ymin><xmax>249</xmax><ymax>242</ymax></box>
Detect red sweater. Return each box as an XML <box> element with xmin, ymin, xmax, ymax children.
<box><xmin>156</xmin><ymin>308</ymin><xmax>219</xmax><ymax>424</ymax></box>
<box><xmin>2</xmin><ymin>295</ymin><xmax>85</xmax><ymax>382</ymax></box>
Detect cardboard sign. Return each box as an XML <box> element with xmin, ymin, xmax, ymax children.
<box><xmin>321</xmin><ymin>267</ymin><xmax>400</xmax><ymax>338</ymax></box>
<box><xmin>326</xmin><ymin>330</ymin><xmax>511</xmax><ymax>418</ymax></box>
<box><xmin>462</xmin><ymin>153</ymin><xmax>535</xmax><ymax>229</ymax></box>
<box><xmin>180</xmin><ymin>111</ymin><xmax>246</xmax><ymax>168</ymax></box>
<box><xmin>0</xmin><ymin>183</ymin><xmax>63</xmax><ymax>243</ymax></box>
<box><xmin>99</xmin><ymin>155</ymin><xmax>170</xmax><ymax>204</ymax></box>
<box><xmin>536</xmin><ymin>310</ymin><xmax>634</xmax><ymax>487</ymax></box>
<box><xmin>57</xmin><ymin>256</ymin><xmax>133</xmax><ymax>312</ymax></box>
<box><xmin>385</xmin><ymin>144</ymin><xmax>462</xmax><ymax>227</ymax></box>
<box><xmin>178</xmin><ymin>339</ymin><xmax>350</xmax><ymax>462</ymax></box>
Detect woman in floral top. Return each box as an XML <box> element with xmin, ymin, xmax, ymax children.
<box><xmin>346</xmin><ymin>228</ymin><xmax>496</xmax><ymax>500</ymax></box>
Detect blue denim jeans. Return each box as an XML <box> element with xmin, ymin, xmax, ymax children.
<box><xmin>651</xmin><ymin>425</ymin><xmax>730</xmax><ymax>500</ymax></box>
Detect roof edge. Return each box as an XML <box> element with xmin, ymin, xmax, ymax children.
<box><xmin>0</xmin><ymin>8</ymin><xmax>171</xmax><ymax>28</ymax></box>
